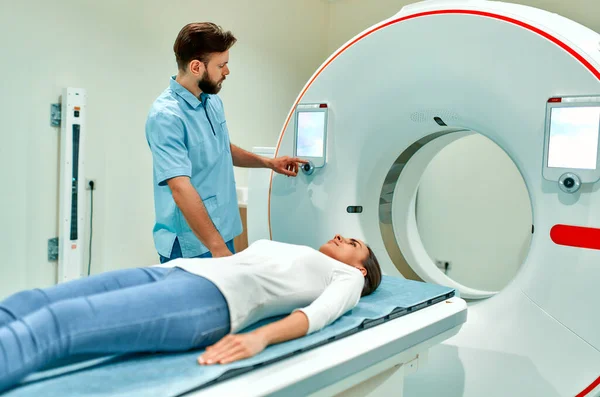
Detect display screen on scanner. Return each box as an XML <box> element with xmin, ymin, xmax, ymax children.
<box><xmin>296</xmin><ymin>111</ymin><xmax>326</xmax><ymax>157</ymax></box>
<box><xmin>548</xmin><ymin>106</ymin><xmax>600</xmax><ymax>169</ymax></box>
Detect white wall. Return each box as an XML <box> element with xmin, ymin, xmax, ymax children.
<box><xmin>327</xmin><ymin>0</ymin><xmax>407</xmax><ymax>53</ymax></box>
<box><xmin>0</xmin><ymin>0</ymin><xmax>329</xmax><ymax>298</ymax></box>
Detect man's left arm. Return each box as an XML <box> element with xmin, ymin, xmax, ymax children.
<box><xmin>230</xmin><ymin>144</ymin><xmax>307</xmax><ymax>177</ymax></box>
<box><xmin>230</xmin><ymin>143</ymin><xmax>270</xmax><ymax>168</ymax></box>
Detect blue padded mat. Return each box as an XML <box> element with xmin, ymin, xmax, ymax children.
<box><xmin>4</xmin><ymin>276</ymin><xmax>455</xmax><ymax>397</ymax></box>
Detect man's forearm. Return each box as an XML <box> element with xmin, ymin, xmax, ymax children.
<box><xmin>231</xmin><ymin>144</ymin><xmax>272</xmax><ymax>168</ymax></box>
<box><xmin>170</xmin><ymin>180</ymin><xmax>228</xmax><ymax>253</ymax></box>
<box><xmin>252</xmin><ymin>311</ymin><xmax>309</xmax><ymax>346</ymax></box>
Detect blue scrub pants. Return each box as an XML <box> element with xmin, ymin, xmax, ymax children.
<box><xmin>0</xmin><ymin>267</ymin><xmax>230</xmax><ymax>392</ymax></box>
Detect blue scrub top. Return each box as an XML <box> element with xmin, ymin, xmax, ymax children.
<box><xmin>145</xmin><ymin>76</ymin><xmax>242</xmax><ymax>258</ymax></box>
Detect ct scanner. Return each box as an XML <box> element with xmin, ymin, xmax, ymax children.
<box><xmin>246</xmin><ymin>0</ymin><xmax>600</xmax><ymax>396</ymax></box>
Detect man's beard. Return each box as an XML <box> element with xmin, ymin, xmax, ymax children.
<box><xmin>198</xmin><ymin>71</ymin><xmax>224</xmax><ymax>94</ymax></box>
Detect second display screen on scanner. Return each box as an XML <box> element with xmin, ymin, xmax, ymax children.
<box><xmin>548</xmin><ymin>106</ymin><xmax>600</xmax><ymax>170</ymax></box>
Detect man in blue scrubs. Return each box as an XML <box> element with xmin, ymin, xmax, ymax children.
<box><xmin>146</xmin><ymin>22</ymin><xmax>305</xmax><ymax>262</ymax></box>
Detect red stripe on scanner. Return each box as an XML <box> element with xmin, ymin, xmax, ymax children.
<box><xmin>575</xmin><ymin>375</ymin><xmax>600</xmax><ymax>397</ymax></box>
<box><xmin>550</xmin><ymin>225</ymin><xmax>600</xmax><ymax>250</ymax></box>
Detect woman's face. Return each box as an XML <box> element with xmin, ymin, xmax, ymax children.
<box><xmin>319</xmin><ymin>234</ymin><xmax>369</xmax><ymax>276</ymax></box>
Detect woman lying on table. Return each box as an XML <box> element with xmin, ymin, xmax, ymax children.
<box><xmin>0</xmin><ymin>235</ymin><xmax>381</xmax><ymax>391</ymax></box>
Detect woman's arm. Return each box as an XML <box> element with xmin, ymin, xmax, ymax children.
<box><xmin>197</xmin><ymin>270</ymin><xmax>363</xmax><ymax>366</ymax></box>
<box><xmin>197</xmin><ymin>311</ymin><xmax>309</xmax><ymax>365</ymax></box>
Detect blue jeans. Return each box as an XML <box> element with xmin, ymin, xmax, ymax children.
<box><xmin>0</xmin><ymin>267</ymin><xmax>230</xmax><ymax>392</ymax></box>
<box><xmin>160</xmin><ymin>238</ymin><xmax>236</xmax><ymax>264</ymax></box>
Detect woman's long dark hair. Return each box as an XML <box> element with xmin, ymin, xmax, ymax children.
<box><xmin>361</xmin><ymin>246</ymin><xmax>382</xmax><ymax>296</ymax></box>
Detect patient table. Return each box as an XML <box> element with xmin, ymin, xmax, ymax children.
<box><xmin>5</xmin><ymin>276</ymin><xmax>466</xmax><ymax>397</ymax></box>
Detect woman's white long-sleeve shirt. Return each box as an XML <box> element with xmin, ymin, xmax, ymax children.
<box><xmin>157</xmin><ymin>239</ymin><xmax>364</xmax><ymax>334</ymax></box>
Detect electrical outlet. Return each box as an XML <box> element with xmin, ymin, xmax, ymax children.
<box><xmin>48</xmin><ymin>237</ymin><xmax>59</xmax><ymax>261</ymax></box>
<box><xmin>86</xmin><ymin>179</ymin><xmax>96</xmax><ymax>190</ymax></box>
<box><xmin>50</xmin><ymin>103</ymin><xmax>61</xmax><ymax>127</ymax></box>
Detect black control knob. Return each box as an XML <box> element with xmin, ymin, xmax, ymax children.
<box><xmin>301</xmin><ymin>160</ymin><xmax>314</xmax><ymax>175</ymax></box>
<box><xmin>558</xmin><ymin>173</ymin><xmax>581</xmax><ymax>194</ymax></box>
<box><xmin>563</xmin><ymin>177</ymin><xmax>575</xmax><ymax>189</ymax></box>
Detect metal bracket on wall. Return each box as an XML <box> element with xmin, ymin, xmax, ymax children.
<box><xmin>50</xmin><ymin>103</ymin><xmax>61</xmax><ymax>127</ymax></box>
<box><xmin>48</xmin><ymin>237</ymin><xmax>59</xmax><ymax>261</ymax></box>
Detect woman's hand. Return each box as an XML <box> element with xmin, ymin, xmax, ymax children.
<box><xmin>197</xmin><ymin>312</ymin><xmax>309</xmax><ymax>366</ymax></box>
<box><xmin>198</xmin><ymin>332</ymin><xmax>268</xmax><ymax>365</ymax></box>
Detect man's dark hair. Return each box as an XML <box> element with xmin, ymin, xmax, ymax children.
<box><xmin>361</xmin><ymin>246</ymin><xmax>382</xmax><ymax>297</ymax></box>
<box><xmin>173</xmin><ymin>22</ymin><xmax>237</xmax><ymax>70</ymax></box>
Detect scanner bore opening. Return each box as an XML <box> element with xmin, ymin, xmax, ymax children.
<box><xmin>379</xmin><ymin>130</ymin><xmax>533</xmax><ymax>300</ymax></box>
